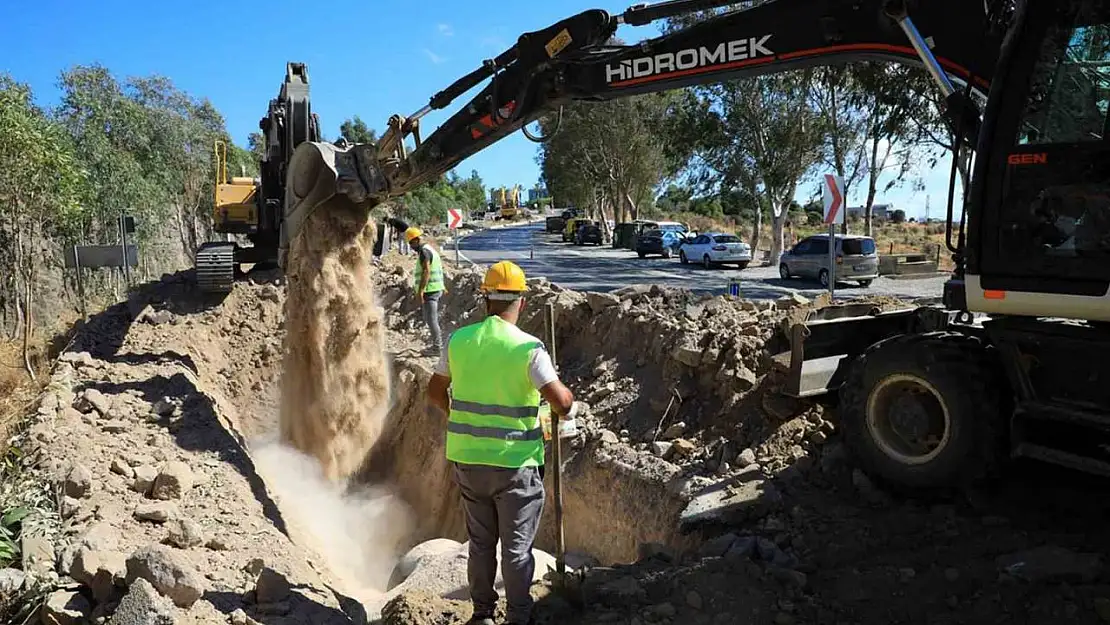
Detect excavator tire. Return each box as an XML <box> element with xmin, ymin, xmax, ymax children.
<box><xmin>839</xmin><ymin>332</ymin><xmax>1008</xmax><ymax>493</ymax></box>
<box><xmin>195</xmin><ymin>242</ymin><xmax>237</xmax><ymax>293</ymax></box>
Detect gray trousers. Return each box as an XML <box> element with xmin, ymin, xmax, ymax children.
<box><xmin>452</xmin><ymin>463</ymin><xmax>545</xmax><ymax>624</ymax></box>
<box><xmin>422</xmin><ymin>290</ymin><xmax>443</xmax><ymax>349</ymax></box>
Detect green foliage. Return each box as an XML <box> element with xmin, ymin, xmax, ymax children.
<box><xmin>339</xmin><ymin>116</ymin><xmax>378</xmax><ymax>144</ymax></box>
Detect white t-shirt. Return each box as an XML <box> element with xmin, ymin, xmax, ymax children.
<box><xmin>434</xmin><ymin>333</ymin><xmax>559</xmax><ymax>390</ymax></box>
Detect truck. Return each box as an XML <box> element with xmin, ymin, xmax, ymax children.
<box><xmin>270</xmin><ymin>0</ymin><xmax>1110</xmax><ymax>491</ymax></box>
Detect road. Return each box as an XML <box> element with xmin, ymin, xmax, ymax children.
<box><xmin>452</xmin><ymin>221</ymin><xmax>948</xmax><ymax>302</ymax></box>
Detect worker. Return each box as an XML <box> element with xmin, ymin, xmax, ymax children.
<box><xmin>405</xmin><ymin>227</ymin><xmax>446</xmax><ymax>356</ymax></box>
<box><xmin>426</xmin><ymin>261</ymin><xmax>576</xmax><ymax>625</ymax></box>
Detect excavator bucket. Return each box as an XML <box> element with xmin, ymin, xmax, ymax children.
<box><xmin>279</xmin><ymin>141</ymin><xmax>387</xmax><ymax>270</ymax></box>
<box><xmin>775</xmin><ymin>303</ymin><xmax>952</xmax><ymax>398</ymax></box>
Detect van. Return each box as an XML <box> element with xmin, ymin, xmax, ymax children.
<box><xmin>778</xmin><ymin>234</ymin><xmax>880</xmax><ymax>288</ymax></box>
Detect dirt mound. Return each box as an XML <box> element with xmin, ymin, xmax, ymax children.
<box><xmin>279</xmin><ymin>199</ymin><xmax>391</xmax><ymax>483</ymax></box>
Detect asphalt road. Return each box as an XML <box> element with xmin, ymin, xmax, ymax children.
<box><xmin>454</xmin><ymin>221</ymin><xmax>948</xmax><ymax>302</ymax></box>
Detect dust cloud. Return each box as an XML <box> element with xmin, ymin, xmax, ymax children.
<box><xmin>268</xmin><ymin>196</ymin><xmax>414</xmax><ymax>594</ymax></box>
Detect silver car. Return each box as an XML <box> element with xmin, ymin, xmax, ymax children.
<box><xmin>778</xmin><ymin>234</ymin><xmax>880</xmax><ymax>288</ymax></box>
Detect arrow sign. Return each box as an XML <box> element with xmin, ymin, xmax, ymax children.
<box><xmin>447</xmin><ymin>208</ymin><xmax>463</xmax><ymax>229</ymax></box>
<box><xmin>822</xmin><ymin>174</ymin><xmax>845</xmax><ymax>226</ymax></box>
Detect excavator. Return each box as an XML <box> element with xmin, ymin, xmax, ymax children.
<box><xmin>196</xmin><ymin>63</ymin><xmax>319</xmax><ymax>292</ymax></box>
<box><xmin>268</xmin><ymin>0</ymin><xmax>1110</xmax><ymax>492</ymax></box>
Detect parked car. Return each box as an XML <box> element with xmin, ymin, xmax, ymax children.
<box><xmin>546</xmin><ymin>216</ymin><xmax>566</xmax><ymax>233</ymax></box>
<box><xmin>678</xmin><ymin>232</ymin><xmax>752</xmax><ymax>269</ymax></box>
<box><xmin>778</xmin><ymin>234</ymin><xmax>880</xmax><ymax>288</ymax></box>
<box><xmin>563</xmin><ymin>217</ymin><xmax>593</xmax><ymax>242</ymax></box>
<box><xmin>635</xmin><ymin>221</ymin><xmax>690</xmax><ymax>258</ymax></box>
<box><xmin>575</xmin><ymin>220</ymin><xmax>604</xmax><ymax>246</ymax></box>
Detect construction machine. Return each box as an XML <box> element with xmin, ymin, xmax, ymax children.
<box><xmin>491</xmin><ymin>185</ymin><xmax>524</xmax><ymax>220</ymax></box>
<box><xmin>196</xmin><ymin>62</ymin><xmax>320</xmax><ymax>292</ymax></box>
<box><xmin>273</xmin><ymin>0</ymin><xmax>1110</xmax><ymax>491</ymax></box>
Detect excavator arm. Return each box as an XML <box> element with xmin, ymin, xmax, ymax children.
<box><xmin>279</xmin><ymin>0</ymin><xmax>1013</xmax><ymax>267</ymax></box>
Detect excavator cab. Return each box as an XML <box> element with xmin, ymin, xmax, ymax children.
<box><xmin>212</xmin><ymin>140</ymin><xmax>259</xmax><ymax>235</ymax></box>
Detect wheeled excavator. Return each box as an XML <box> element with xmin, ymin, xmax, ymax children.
<box><xmin>268</xmin><ymin>0</ymin><xmax>1110</xmax><ymax>491</ymax></box>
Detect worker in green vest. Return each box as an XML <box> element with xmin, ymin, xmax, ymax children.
<box><xmin>427</xmin><ymin>260</ymin><xmax>576</xmax><ymax>625</ymax></box>
<box><xmin>405</xmin><ymin>227</ymin><xmax>446</xmax><ymax>356</ymax></box>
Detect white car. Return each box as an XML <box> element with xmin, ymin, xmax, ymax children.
<box><xmin>679</xmin><ymin>232</ymin><xmax>753</xmax><ymax>269</ymax></box>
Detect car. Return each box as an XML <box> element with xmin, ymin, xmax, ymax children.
<box><xmin>679</xmin><ymin>232</ymin><xmax>753</xmax><ymax>269</ymax></box>
<box><xmin>575</xmin><ymin>221</ymin><xmax>604</xmax><ymax>246</ymax></box>
<box><xmin>563</xmin><ymin>217</ymin><xmax>594</xmax><ymax>242</ymax></box>
<box><xmin>546</xmin><ymin>216</ymin><xmax>566</xmax><ymax>233</ymax></box>
<box><xmin>635</xmin><ymin>221</ymin><xmax>690</xmax><ymax>258</ymax></box>
<box><xmin>778</xmin><ymin>234</ymin><xmax>880</xmax><ymax>288</ymax></box>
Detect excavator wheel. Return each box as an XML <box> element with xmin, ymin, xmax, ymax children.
<box><xmin>839</xmin><ymin>332</ymin><xmax>1008</xmax><ymax>492</ymax></box>
<box><xmin>195</xmin><ymin>242</ymin><xmax>237</xmax><ymax>293</ymax></box>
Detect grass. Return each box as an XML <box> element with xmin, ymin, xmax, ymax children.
<box><xmin>0</xmin><ymin>339</ymin><xmax>63</xmax><ymax>624</ymax></box>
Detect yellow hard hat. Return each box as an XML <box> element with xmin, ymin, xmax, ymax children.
<box><xmin>481</xmin><ymin>261</ymin><xmax>528</xmax><ymax>299</ymax></box>
<box><xmin>404</xmin><ymin>227</ymin><xmax>423</xmax><ymax>243</ymax></box>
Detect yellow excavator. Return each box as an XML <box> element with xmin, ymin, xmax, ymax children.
<box><xmin>265</xmin><ymin>0</ymin><xmax>1110</xmax><ymax>492</ymax></box>
<box><xmin>490</xmin><ymin>185</ymin><xmax>523</xmax><ymax>220</ymax></box>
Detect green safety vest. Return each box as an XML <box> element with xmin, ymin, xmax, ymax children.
<box><xmin>415</xmin><ymin>245</ymin><xmax>445</xmax><ymax>293</ymax></box>
<box><xmin>446</xmin><ymin>316</ymin><xmax>545</xmax><ymax>468</ymax></box>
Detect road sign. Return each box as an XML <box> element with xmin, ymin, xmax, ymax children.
<box><xmin>822</xmin><ymin>174</ymin><xmax>845</xmax><ymax>226</ymax></box>
<box><xmin>447</xmin><ymin>208</ymin><xmax>463</xmax><ymax>229</ymax></box>
<box><xmin>64</xmin><ymin>245</ymin><xmax>138</xmax><ymax>269</ymax></box>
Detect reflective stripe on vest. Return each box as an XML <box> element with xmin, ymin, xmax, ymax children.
<box><xmin>446</xmin><ymin>316</ymin><xmax>545</xmax><ymax>468</ymax></box>
<box><xmin>415</xmin><ymin>245</ymin><xmax>445</xmax><ymax>293</ymax></box>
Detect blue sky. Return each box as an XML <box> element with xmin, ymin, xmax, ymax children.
<box><xmin>2</xmin><ymin>0</ymin><xmax>956</xmax><ymax>219</ymax></box>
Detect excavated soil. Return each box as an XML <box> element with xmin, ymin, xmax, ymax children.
<box><xmin>9</xmin><ymin>243</ymin><xmax>1110</xmax><ymax>625</ymax></box>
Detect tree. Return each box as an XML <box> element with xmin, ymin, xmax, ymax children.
<box><xmin>339</xmin><ymin>116</ymin><xmax>378</xmax><ymax>144</ymax></box>
<box><xmin>891</xmin><ymin>209</ymin><xmax>907</xmax><ymax>223</ymax></box>
<box><xmin>0</xmin><ymin>76</ymin><xmax>85</xmax><ymax>377</ymax></box>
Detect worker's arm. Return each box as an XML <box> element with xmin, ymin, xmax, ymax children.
<box><xmin>530</xmin><ymin>347</ymin><xmax>575</xmax><ymax>416</ymax></box>
<box><xmin>417</xmin><ymin>251</ymin><xmax>431</xmax><ymax>297</ymax></box>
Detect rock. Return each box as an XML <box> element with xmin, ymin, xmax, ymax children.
<box><xmin>132</xmin><ymin>465</ymin><xmax>158</xmax><ymax>494</ymax></box>
<box><xmin>151</xmin><ymin>462</ymin><xmax>194</xmax><ymax>500</ymax></box>
<box><xmin>0</xmin><ymin>567</ymin><xmax>25</xmax><ymax>598</ymax></box>
<box><xmin>164</xmin><ymin>518</ymin><xmax>205</xmax><ymax>549</ymax></box>
<box><xmin>205</xmin><ymin>537</ymin><xmax>229</xmax><ymax>551</ymax></box>
<box><xmin>599</xmin><ymin>430</ymin><xmax>620</xmax><ymax>445</ymax></box>
<box><xmin>767</xmin><ymin>565</ymin><xmax>808</xmax><ymax>589</ymax></box>
<box><xmin>101</xmin><ymin>420</ymin><xmax>128</xmax><ymax>434</ymax></box>
<box><xmin>851</xmin><ymin>469</ymin><xmax>891</xmax><ymax>505</ymax></box>
<box><xmin>142</xmin><ymin>309</ymin><xmax>175</xmax><ymax>325</ymax></box>
<box><xmin>662</xmin><ymin>422</ymin><xmax>686</xmax><ymax>440</ymax></box>
<box><xmin>810</xmin><ymin>431</ymin><xmax>828</xmax><ymax>445</ymax></box>
<box><xmin>777</xmin><ymin>293</ymin><xmax>810</xmax><ymax>309</ymax></box>
<box><xmin>651</xmin><ymin>602</ymin><xmax>677</xmax><ymax>618</ymax></box>
<box><xmin>126</xmin><ymin>544</ymin><xmax>205</xmax><ymax>608</ymax></box>
<box><xmin>651</xmin><ymin>442</ymin><xmax>673</xmax><ymax>458</ymax></box>
<box><xmin>944</xmin><ymin>568</ymin><xmax>960</xmax><ymax>582</ymax></box>
<box><xmin>679</xmin><ymin>478</ymin><xmax>779</xmax><ymax>531</ymax></box>
<box><xmin>674</xmin><ymin>345</ymin><xmax>702</xmax><ymax>367</ymax></box>
<box><xmin>60</xmin><ymin>496</ymin><xmax>82</xmax><ymax>519</ymax></box>
<box><xmin>70</xmin><ymin>549</ymin><xmax>128</xmax><ymax>603</ymax></box>
<box><xmin>42</xmin><ymin>588</ymin><xmax>92</xmax><ymax>625</ymax></box>
<box><xmin>671</xmin><ymin>438</ymin><xmax>697</xmax><ymax>459</ymax></box>
<box><xmin>595</xmin><ymin>382</ymin><xmax>616</xmax><ymax>399</ymax></box>
<box><xmin>228</xmin><ymin>609</ymin><xmax>256</xmax><ymax>625</ymax></box>
<box><xmin>996</xmin><ymin>546</ymin><xmax>1103</xmax><ymax>583</ymax></box>
<box><xmin>254</xmin><ymin>567</ymin><xmax>291</xmax><ymax>604</ymax></box>
<box><xmin>586</xmin><ymin>292</ymin><xmax>620</xmax><ymax>313</ymax></box>
<box><xmin>23</xmin><ymin>534</ymin><xmax>53</xmax><ymax>578</ymax></box>
<box><xmin>698</xmin><ymin>533</ymin><xmax>738</xmax><ymax>558</ymax></box>
<box><xmin>63</xmin><ymin>463</ymin><xmax>93</xmax><ymax>499</ymax></box>
<box><xmin>78</xmin><ymin>388</ymin><xmax>112</xmax><ymax>415</ymax></box>
<box><xmin>108</xmin><ymin>578</ymin><xmax>176</xmax><ymax>625</ymax></box>
<box><xmin>736</xmin><ymin>448</ymin><xmax>757</xmax><ymax>468</ymax></box>
<box><xmin>134</xmin><ymin>502</ymin><xmax>178</xmax><ymax>523</ymax></box>
<box><xmin>685</xmin><ymin>590</ymin><xmax>703</xmax><ymax>610</ymax></box>
<box><xmin>734</xmin><ymin>366</ymin><xmax>758</xmax><ymax>391</ymax></box>
<box><xmin>110</xmin><ymin>458</ymin><xmax>134</xmax><ymax>479</ymax></box>
<box><xmin>898</xmin><ymin>567</ymin><xmax>916</xmax><ymax>582</ymax></box>
<box><xmin>151</xmin><ymin>399</ymin><xmax>175</xmax><ymax>417</ymax></box>
<box><xmin>774</xmin><ymin>611</ymin><xmax>795</xmax><ymax>625</ymax></box>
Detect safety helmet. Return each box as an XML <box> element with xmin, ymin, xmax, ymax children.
<box><xmin>404</xmin><ymin>227</ymin><xmax>423</xmax><ymax>243</ymax></box>
<box><xmin>481</xmin><ymin>261</ymin><xmax>528</xmax><ymax>300</ymax></box>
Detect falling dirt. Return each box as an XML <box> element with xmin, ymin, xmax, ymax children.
<box><xmin>278</xmin><ymin>198</ymin><xmax>391</xmax><ymax>483</ymax></box>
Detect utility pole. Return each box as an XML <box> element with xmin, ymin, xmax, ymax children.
<box><xmin>925</xmin><ymin>195</ymin><xmax>931</xmax><ymax>223</ymax></box>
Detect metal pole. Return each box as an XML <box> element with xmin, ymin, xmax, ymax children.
<box><xmin>543</xmin><ymin>302</ymin><xmax>565</xmax><ymax>580</ymax></box>
<box><xmin>73</xmin><ymin>246</ymin><xmax>87</xmax><ymax>323</ymax></box>
<box><xmin>455</xmin><ymin>232</ymin><xmax>460</xmax><ymax>265</ymax></box>
<box><xmin>120</xmin><ymin>215</ymin><xmax>132</xmax><ymax>287</ymax></box>
<box><xmin>828</xmin><ymin>225</ymin><xmax>837</xmax><ymax>297</ymax></box>
<box><xmin>894</xmin><ymin>14</ymin><xmax>957</xmax><ymax>98</ymax></box>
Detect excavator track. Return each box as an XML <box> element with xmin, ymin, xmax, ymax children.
<box><xmin>195</xmin><ymin>242</ymin><xmax>237</xmax><ymax>293</ymax></box>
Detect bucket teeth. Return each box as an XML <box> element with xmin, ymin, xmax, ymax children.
<box><xmin>196</xmin><ymin>242</ymin><xmax>236</xmax><ymax>293</ymax></box>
